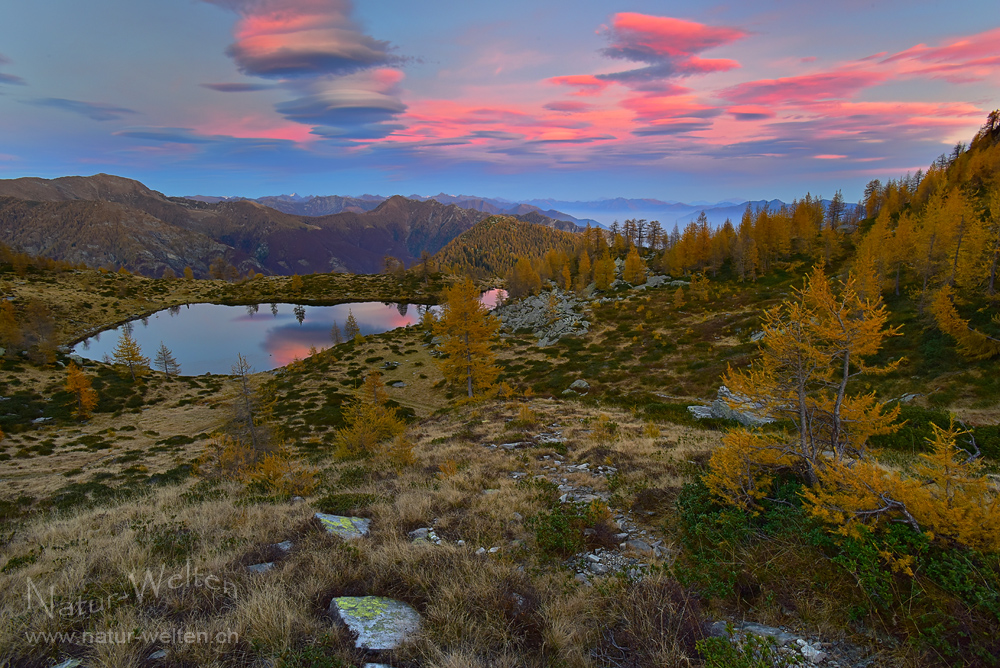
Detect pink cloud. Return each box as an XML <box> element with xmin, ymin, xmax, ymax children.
<box><xmin>599</xmin><ymin>13</ymin><xmax>746</xmax><ymax>81</ymax></box>
<box><xmin>548</xmin><ymin>74</ymin><xmax>611</xmax><ymax>95</ymax></box>
<box><xmin>207</xmin><ymin>0</ymin><xmax>396</xmax><ymax>78</ymax></box>
<box><xmin>544</xmin><ymin>101</ymin><xmax>593</xmax><ymax>113</ymax></box>
<box><xmin>608</xmin><ymin>13</ymin><xmax>746</xmax><ymax>60</ymax></box>
<box><xmin>882</xmin><ymin>27</ymin><xmax>1000</xmax><ymax>82</ymax></box>
<box><xmin>721</xmin><ymin>68</ymin><xmax>888</xmax><ymax>105</ymax></box>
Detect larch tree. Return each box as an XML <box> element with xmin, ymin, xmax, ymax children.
<box><xmin>335</xmin><ymin>370</ymin><xmax>405</xmax><ymax>456</ymax></box>
<box><xmin>433</xmin><ymin>278</ymin><xmax>500</xmax><ymax>398</ymax></box>
<box><xmin>622</xmin><ymin>246</ymin><xmax>647</xmax><ymax>285</ymax></box>
<box><xmin>65</xmin><ymin>362</ymin><xmax>98</xmax><ymax>420</ymax></box>
<box><xmin>506</xmin><ymin>256</ymin><xmax>541</xmax><ymax>299</ymax></box>
<box><xmin>706</xmin><ymin>266</ymin><xmax>902</xmax><ymax>504</ymax></box>
<box><xmin>697</xmin><ymin>267</ymin><xmax>997</xmax><ymax>550</ymax></box>
<box><xmin>183</xmin><ymin>266</ymin><xmax>194</xmax><ymax>280</ymax></box>
<box><xmin>290</xmin><ymin>274</ymin><xmax>304</xmax><ymax>293</ymax></box>
<box><xmin>330</xmin><ymin>320</ymin><xmax>343</xmax><ymax>345</ymax></box>
<box><xmin>229</xmin><ymin>353</ymin><xmax>276</xmax><ymax>455</ymax></box>
<box><xmin>0</xmin><ymin>301</ymin><xmax>21</xmax><ymax>354</ymax></box>
<box><xmin>343</xmin><ymin>309</ymin><xmax>362</xmax><ymax>342</ymax></box>
<box><xmin>593</xmin><ymin>254</ymin><xmax>615</xmax><ymax>291</ymax></box>
<box><xmin>111</xmin><ymin>329</ymin><xmax>149</xmax><ymax>381</ymax></box>
<box><xmin>153</xmin><ymin>341</ymin><xmax>181</xmax><ymax>377</ymax></box>
<box><xmin>929</xmin><ymin>286</ymin><xmax>1000</xmax><ymax>360</ymax></box>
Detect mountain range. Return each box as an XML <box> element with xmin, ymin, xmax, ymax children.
<box><xmin>0</xmin><ymin>174</ymin><xmax>578</xmax><ymax>277</ymax></box>
<box><xmin>189</xmin><ymin>192</ymin><xmax>853</xmax><ymax>228</ymax></box>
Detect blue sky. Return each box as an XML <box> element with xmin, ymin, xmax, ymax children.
<box><xmin>0</xmin><ymin>0</ymin><xmax>997</xmax><ymax>203</ymax></box>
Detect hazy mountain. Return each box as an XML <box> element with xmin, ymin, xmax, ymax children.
<box><xmin>0</xmin><ymin>175</ymin><xmax>578</xmax><ymax>276</ymax></box>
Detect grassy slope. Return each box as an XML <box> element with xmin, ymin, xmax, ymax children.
<box><xmin>0</xmin><ymin>264</ymin><xmax>998</xmax><ymax>667</ymax></box>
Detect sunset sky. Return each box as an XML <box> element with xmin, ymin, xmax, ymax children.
<box><xmin>1</xmin><ymin>0</ymin><xmax>997</xmax><ymax>203</ymax></box>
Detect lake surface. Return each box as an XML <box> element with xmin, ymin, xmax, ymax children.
<box><xmin>71</xmin><ymin>290</ymin><xmax>502</xmax><ymax>376</ymax></box>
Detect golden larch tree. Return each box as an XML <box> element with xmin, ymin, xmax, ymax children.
<box><xmin>65</xmin><ymin>362</ymin><xmax>98</xmax><ymax>419</ymax></box>
<box><xmin>593</xmin><ymin>255</ymin><xmax>615</xmax><ymax>290</ymax></box>
<box><xmin>335</xmin><ymin>370</ymin><xmax>405</xmax><ymax>456</ymax></box>
<box><xmin>434</xmin><ymin>278</ymin><xmax>500</xmax><ymax>398</ymax></box>
<box><xmin>622</xmin><ymin>246</ymin><xmax>647</xmax><ymax>285</ymax></box>
<box><xmin>706</xmin><ymin>266</ymin><xmax>901</xmax><ymax>504</ymax></box>
<box><xmin>111</xmin><ymin>329</ymin><xmax>149</xmax><ymax>381</ymax></box>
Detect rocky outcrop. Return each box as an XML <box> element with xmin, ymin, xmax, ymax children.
<box><xmin>688</xmin><ymin>386</ymin><xmax>775</xmax><ymax>427</ymax></box>
<box><xmin>494</xmin><ymin>289</ymin><xmax>589</xmax><ymax>346</ymax></box>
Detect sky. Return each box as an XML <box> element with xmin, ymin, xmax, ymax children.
<box><xmin>0</xmin><ymin>0</ymin><xmax>998</xmax><ymax>203</ymax></box>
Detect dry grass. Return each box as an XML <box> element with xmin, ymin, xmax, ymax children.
<box><xmin>0</xmin><ymin>392</ymin><xmax>722</xmax><ymax>667</ymax></box>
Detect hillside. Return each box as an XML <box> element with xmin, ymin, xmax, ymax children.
<box><xmin>433</xmin><ymin>215</ymin><xmax>581</xmax><ymax>278</ymax></box>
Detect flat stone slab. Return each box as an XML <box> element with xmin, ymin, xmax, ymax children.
<box><xmin>316</xmin><ymin>513</ymin><xmax>371</xmax><ymax>539</ymax></box>
<box><xmin>247</xmin><ymin>562</ymin><xmax>274</xmax><ymax>574</ymax></box>
<box><xmin>329</xmin><ymin>596</ymin><xmax>421</xmax><ymax>651</ymax></box>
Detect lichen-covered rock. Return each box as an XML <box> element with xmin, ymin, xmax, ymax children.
<box><xmin>315</xmin><ymin>513</ymin><xmax>371</xmax><ymax>539</ymax></box>
<box><xmin>569</xmin><ymin>379</ymin><xmax>590</xmax><ymax>392</ymax></box>
<box><xmin>328</xmin><ymin>596</ymin><xmax>421</xmax><ymax>651</ymax></box>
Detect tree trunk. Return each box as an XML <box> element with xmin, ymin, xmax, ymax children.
<box><xmin>947</xmin><ymin>217</ymin><xmax>965</xmax><ymax>287</ymax></box>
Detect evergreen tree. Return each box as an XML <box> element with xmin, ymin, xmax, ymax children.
<box><xmin>433</xmin><ymin>278</ymin><xmax>500</xmax><ymax>398</ymax></box>
<box><xmin>330</xmin><ymin>320</ymin><xmax>343</xmax><ymax>345</ymax></box>
<box><xmin>153</xmin><ymin>341</ymin><xmax>181</xmax><ymax>377</ymax></box>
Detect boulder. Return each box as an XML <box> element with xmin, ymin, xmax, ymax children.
<box><xmin>687</xmin><ymin>386</ymin><xmax>774</xmax><ymax>427</ymax></box>
<box><xmin>329</xmin><ymin>596</ymin><xmax>421</xmax><ymax>651</ymax></box>
<box><xmin>569</xmin><ymin>379</ymin><xmax>590</xmax><ymax>392</ymax></box>
<box><xmin>315</xmin><ymin>513</ymin><xmax>371</xmax><ymax>539</ymax></box>
<box><xmin>711</xmin><ymin>386</ymin><xmax>774</xmax><ymax>427</ymax></box>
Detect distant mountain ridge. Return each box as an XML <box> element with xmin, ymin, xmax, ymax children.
<box><xmin>186</xmin><ymin>191</ymin><xmax>853</xmax><ymax>229</ymax></box>
<box><xmin>0</xmin><ymin>174</ymin><xmax>578</xmax><ymax>277</ymax></box>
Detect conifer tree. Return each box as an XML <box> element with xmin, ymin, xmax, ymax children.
<box><xmin>111</xmin><ymin>329</ymin><xmax>149</xmax><ymax>381</ymax></box>
<box><xmin>153</xmin><ymin>341</ymin><xmax>181</xmax><ymax>377</ymax></box>
<box><xmin>594</xmin><ymin>255</ymin><xmax>615</xmax><ymax>290</ymax></box>
<box><xmin>0</xmin><ymin>301</ymin><xmax>20</xmax><ymax>354</ymax></box>
<box><xmin>673</xmin><ymin>286</ymin><xmax>685</xmax><ymax>309</ymax></box>
<box><xmin>343</xmin><ymin>309</ymin><xmax>361</xmax><ymax>341</ymax></box>
<box><xmin>433</xmin><ymin>278</ymin><xmax>500</xmax><ymax>398</ymax></box>
<box><xmin>65</xmin><ymin>362</ymin><xmax>98</xmax><ymax>419</ymax></box>
<box><xmin>706</xmin><ymin>267</ymin><xmax>902</xmax><ymax>507</ymax></box>
<box><xmin>183</xmin><ymin>266</ymin><xmax>194</xmax><ymax>280</ymax></box>
<box><xmin>335</xmin><ymin>370</ymin><xmax>405</xmax><ymax>455</ymax></box>
<box><xmin>290</xmin><ymin>274</ymin><xmax>304</xmax><ymax>293</ymax></box>
<box><xmin>330</xmin><ymin>320</ymin><xmax>343</xmax><ymax>345</ymax></box>
<box><xmin>929</xmin><ymin>286</ymin><xmax>1000</xmax><ymax>360</ymax></box>
<box><xmin>506</xmin><ymin>256</ymin><xmax>542</xmax><ymax>299</ymax></box>
<box><xmin>622</xmin><ymin>246</ymin><xmax>647</xmax><ymax>285</ymax></box>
